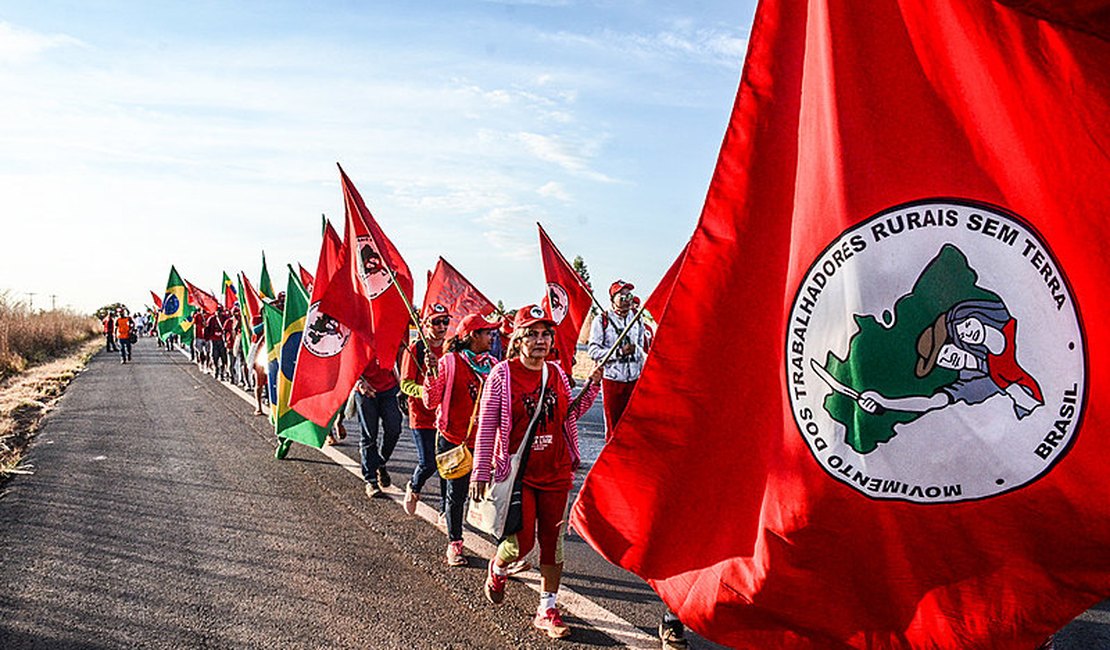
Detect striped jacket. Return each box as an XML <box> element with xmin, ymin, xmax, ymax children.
<box><xmin>471</xmin><ymin>359</ymin><xmax>600</xmax><ymax>484</ymax></box>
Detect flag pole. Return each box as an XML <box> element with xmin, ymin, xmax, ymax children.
<box><xmin>568</xmin><ymin>303</ymin><xmax>647</xmax><ymax>414</ymax></box>
<box><xmin>537</xmin><ymin>222</ymin><xmax>608</xmax><ymax>316</ymax></box>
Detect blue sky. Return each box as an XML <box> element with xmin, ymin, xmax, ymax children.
<box><xmin>0</xmin><ymin>1</ymin><xmax>756</xmax><ymax>314</ymax></box>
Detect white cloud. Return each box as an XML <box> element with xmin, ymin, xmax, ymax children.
<box><xmin>0</xmin><ymin>22</ymin><xmax>82</xmax><ymax>64</ymax></box>
<box><xmin>537</xmin><ymin>181</ymin><xmax>571</xmax><ymax>202</ymax></box>
<box><xmin>544</xmin><ymin>25</ymin><xmax>747</xmax><ymax>68</ymax></box>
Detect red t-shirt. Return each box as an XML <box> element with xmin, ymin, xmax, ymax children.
<box><xmin>400</xmin><ymin>341</ymin><xmax>441</xmax><ymax>430</ymax></box>
<box><xmin>507</xmin><ymin>359</ymin><xmax>571</xmax><ymax>491</ymax></box>
<box><xmin>443</xmin><ymin>356</ymin><xmax>481</xmax><ymax>447</ymax></box>
<box><xmin>193</xmin><ymin>311</ymin><xmax>208</xmax><ymax>340</ymax></box>
<box><xmin>361</xmin><ymin>360</ymin><xmax>399</xmax><ymax>392</ymax></box>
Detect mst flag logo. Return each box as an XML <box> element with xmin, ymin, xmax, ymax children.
<box><xmin>356</xmin><ymin>235</ymin><xmax>392</xmax><ymax>299</ymax></box>
<box><xmin>303</xmin><ymin>302</ymin><xmax>350</xmax><ymax>358</ymax></box>
<box><xmin>786</xmin><ymin>200</ymin><xmax>1086</xmax><ymax>503</ymax></box>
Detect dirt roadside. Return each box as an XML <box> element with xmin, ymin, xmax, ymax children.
<box><xmin>0</xmin><ymin>339</ymin><xmax>101</xmax><ymax>486</ymax></box>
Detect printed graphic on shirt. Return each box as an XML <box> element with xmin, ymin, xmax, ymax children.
<box><xmin>786</xmin><ymin>200</ymin><xmax>1086</xmax><ymax>503</ymax></box>
<box><xmin>521</xmin><ymin>384</ymin><xmax>559</xmax><ymax>440</ymax></box>
<box><xmin>303</xmin><ymin>302</ymin><xmax>351</xmax><ymax>358</ymax></box>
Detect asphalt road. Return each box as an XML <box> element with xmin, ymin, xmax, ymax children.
<box><xmin>0</xmin><ymin>340</ymin><xmax>720</xmax><ymax>649</ymax></box>
<box><xmin>1</xmin><ymin>339</ymin><xmax>1106</xmax><ymax>649</ymax></box>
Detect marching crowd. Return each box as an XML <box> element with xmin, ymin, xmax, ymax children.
<box><xmin>112</xmin><ymin>280</ymin><xmax>690</xmax><ymax>648</ymax></box>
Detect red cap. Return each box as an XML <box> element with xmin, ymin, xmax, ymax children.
<box><xmin>422</xmin><ymin>302</ymin><xmax>449</xmax><ymax>321</ymax></box>
<box><xmin>609</xmin><ymin>280</ymin><xmax>634</xmax><ymax>299</ymax></box>
<box><xmin>457</xmin><ymin>313</ymin><xmax>498</xmax><ymax>337</ymax></box>
<box><xmin>513</xmin><ymin>304</ymin><xmax>556</xmax><ymax>330</ymax></box>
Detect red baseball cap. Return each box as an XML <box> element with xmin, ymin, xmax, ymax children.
<box><xmin>457</xmin><ymin>313</ymin><xmax>499</xmax><ymax>337</ymax></box>
<box><xmin>513</xmin><ymin>304</ymin><xmax>556</xmax><ymax>330</ymax></box>
<box><xmin>609</xmin><ymin>280</ymin><xmax>634</xmax><ymax>299</ymax></box>
<box><xmin>422</xmin><ymin>302</ymin><xmax>449</xmax><ymax>321</ymax></box>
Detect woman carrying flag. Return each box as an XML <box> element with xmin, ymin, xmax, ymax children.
<box><xmin>470</xmin><ymin>305</ymin><xmax>601</xmax><ymax>639</ymax></box>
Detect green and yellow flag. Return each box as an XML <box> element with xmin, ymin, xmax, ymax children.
<box><xmin>261</xmin><ymin>298</ymin><xmax>283</xmax><ymax>426</ymax></box>
<box><xmin>275</xmin><ymin>268</ymin><xmax>332</xmax><ymax>447</ymax></box>
<box><xmin>157</xmin><ymin>265</ymin><xmax>193</xmax><ymax>341</ymax></box>
<box><xmin>259</xmin><ymin>251</ymin><xmax>275</xmax><ymax>300</ymax></box>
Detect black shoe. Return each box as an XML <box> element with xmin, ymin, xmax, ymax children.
<box><xmin>376</xmin><ymin>466</ymin><xmax>391</xmax><ymax>488</ymax></box>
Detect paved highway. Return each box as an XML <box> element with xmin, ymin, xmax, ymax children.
<box><xmin>1</xmin><ymin>340</ymin><xmax>1105</xmax><ymax>648</ymax></box>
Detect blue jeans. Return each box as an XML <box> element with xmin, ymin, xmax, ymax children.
<box><xmin>410</xmin><ymin>428</ymin><xmax>438</xmax><ymax>492</ymax></box>
<box><xmin>437</xmin><ymin>435</ymin><xmax>471</xmax><ymax>542</ymax></box>
<box><xmin>119</xmin><ymin>339</ymin><xmax>132</xmax><ymax>361</ymax></box>
<box><xmin>356</xmin><ymin>386</ymin><xmax>402</xmax><ymax>484</ymax></box>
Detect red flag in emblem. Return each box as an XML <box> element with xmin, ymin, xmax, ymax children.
<box><xmin>423</xmin><ymin>257</ymin><xmax>497</xmax><ymax>337</ymax></box>
<box><xmin>571</xmin><ymin>1</ymin><xmax>1110</xmax><ymax>648</ymax></box>
<box><xmin>537</xmin><ymin>223</ymin><xmax>592</xmax><ymax>377</ymax></box>
<box><xmin>183</xmin><ymin>279</ymin><xmax>219</xmax><ymax>313</ymax></box>
<box><xmin>289</xmin><ymin>219</ymin><xmax>372</xmax><ymax>426</ymax></box>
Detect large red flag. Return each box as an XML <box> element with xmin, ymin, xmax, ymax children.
<box><xmin>183</xmin><ymin>279</ymin><xmax>219</xmax><ymax>313</ymax></box>
<box><xmin>423</xmin><ymin>257</ymin><xmax>497</xmax><ymax>338</ymax></box>
<box><xmin>289</xmin><ymin>219</ymin><xmax>371</xmax><ymax>426</ymax></box>
<box><xmin>303</xmin><ymin>167</ymin><xmax>413</xmax><ymax>424</ymax></box>
<box><xmin>571</xmin><ymin>1</ymin><xmax>1110</xmax><ymax>648</ymax></box>
<box><xmin>537</xmin><ymin>224</ymin><xmax>593</xmax><ymax>377</ymax></box>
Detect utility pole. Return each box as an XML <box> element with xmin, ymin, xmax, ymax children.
<box><xmin>26</xmin><ymin>292</ymin><xmax>35</xmax><ymax>311</ymax></box>
<box><xmin>50</xmin><ymin>294</ymin><xmax>57</xmax><ymax>310</ymax></box>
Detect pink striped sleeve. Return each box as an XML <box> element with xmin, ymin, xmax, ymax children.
<box><xmin>472</xmin><ymin>361</ymin><xmax>508</xmax><ymax>483</ymax></box>
<box><xmin>421</xmin><ymin>354</ymin><xmax>448</xmax><ymax>410</ymax></box>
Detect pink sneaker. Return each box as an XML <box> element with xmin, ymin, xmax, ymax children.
<box><xmin>445</xmin><ymin>540</ymin><xmax>466</xmax><ymax>567</ymax></box>
<box><xmin>533</xmin><ymin>607</ymin><xmax>570</xmax><ymax>638</ymax></box>
<box><xmin>484</xmin><ymin>559</ymin><xmax>507</xmax><ymax>604</ymax></box>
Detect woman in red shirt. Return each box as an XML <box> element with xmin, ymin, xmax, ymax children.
<box><xmin>422</xmin><ymin>313</ymin><xmax>499</xmax><ymax>566</ymax></box>
<box><xmin>470</xmin><ymin>305</ymin><xmax>601</xmax><ymax>639</ymax></box>
<box><xmin>398</xmin><ymin>305</ymin><xmax>450</xmax><ymax>516</ymax></box>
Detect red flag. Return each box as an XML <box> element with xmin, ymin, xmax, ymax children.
<box><xmin>318</xmin><ymin>164</ymin><xmax>414</xmax><ymax>373</ymax></box>
<box><xmin>423</xmin><ymin>257</ymin><xmax>497</xmax><ymax>337</ymax></box>
<box><xmin>183</xmin><ymin>279</ymin><xmax>219</xmax><ymax>313</ymax></box>
<box><xmin>289</xmin><ymin>220</ymin><xmax>371</xmax><ymax>426</ymax></box>
<box><xmin>149</xmin><ymin>290</ymin><xmax>163</xmax><ymax>310</ymax></box>
<box><xmin>238</xmin><ymin>272</ymin><xmax>262</xmax><ymax>324</ymax></box>
<box><xmin>298</xmin><ymin>264</ymin><xmax>315</xmax><ymax>294</ymax></box>
<box><xmin>571</xmin><ymin>1</ymin><xmax>1110</xmax><ymax>648</ymax></box>
<box><xmin>643</xmin><ymin>242</ymin><xmax>687</xmax><ymax>323</ymax></box>
<box><xmin>537</xmin><ymin>224</ymin><xmax>593</xmax><ymax>377</ymax></box>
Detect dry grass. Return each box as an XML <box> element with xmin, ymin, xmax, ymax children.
<box><xmin>0</xmin><ymin>339</ymin><xmax>100</xmax><ymax>482</ymax></box>
<box><xmin>0</xmin><ymin>292</ymin><xmax>99</xmax><ymax>380</ymax></box>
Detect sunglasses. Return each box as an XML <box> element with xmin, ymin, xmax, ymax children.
<box><xmin>430</xmin><ymin>318</ymin><xmax>450</xmax><ymax>326</ymax></box>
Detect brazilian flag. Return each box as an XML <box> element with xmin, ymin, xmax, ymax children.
<box><xmin>259</xmin><ymin>251</ymin><xmax>275</xmax><ymax>300</ymax></box>
<box><xmin>275</xmin><ymin>268</ymin><xmax>332</xmax><ymax>448</ymax></box>
<box><xmin>157</xmin><ymin>265</ymin><xmax>192</xmax><ymax>341</ymax></box>
<box><xmin>261</xmin><ymin>298</ymin><xmax>283</xmax><ymax>425</ymax></box>
<box><xmin>236</xmin><ymin>273</ymin><xmax>253</xmax><ymax>363</ymax></box>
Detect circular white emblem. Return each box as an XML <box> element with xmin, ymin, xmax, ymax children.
<box><xmin>546</xmin><ymin>283</ymin><xmax>569</xmax><ymax>324</ymax></box>
<box><xmin>303</xmin><ymin>302</ymin><xmax>350</xmax><ymax>358</ymax></box>
<box><xmin>356</xmin><ymin>235</ymin><xmax>391</xmax><ymax>299</ymax></box>
<box><xmin>786</xmin><ymin>200</ymin><xmax>1086</xmax><ymax>503</ymax></box>
<box><xmin>529</xmin><ymin>305</ymin><xmax>546</xmax><ymax>319</ymax></box>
